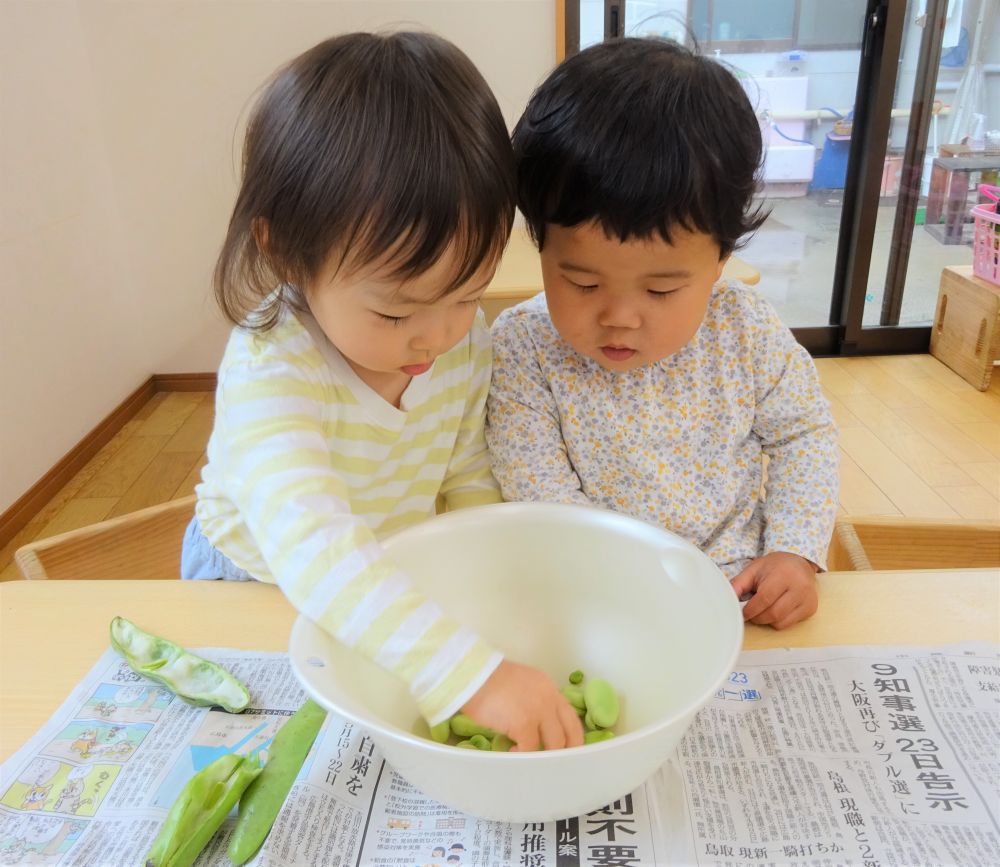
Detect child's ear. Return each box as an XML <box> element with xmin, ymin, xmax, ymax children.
<box><xmin>716</xmin><ymin>253</ymin><xmax>731</xmax><ymax>281</ymax></box>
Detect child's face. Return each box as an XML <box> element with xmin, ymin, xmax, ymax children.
<box><xmin>539</xmin><ymin>222</ymin><xmax>726</xmax><ymax>371</ymax></box>
<box><xmin>305</xmin><ymin>245</ymin><xmax>495</xmax><ymax>403</ymax></box>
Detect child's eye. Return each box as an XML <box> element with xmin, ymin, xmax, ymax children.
<box><xmin>647</xmin><ymin>288</ymin><xmax>681</xmax><ymax>298</ymax></box>
<box><xmin>568</xmin><ymin>279</ymin><xmax>598</xmax><ymax>292</ymax></box>
<box><xmin>375</xmin><ymin>312</ymin><xmax>409</xmax><ymax>325</ymax></box>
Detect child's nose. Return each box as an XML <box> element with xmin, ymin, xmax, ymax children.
<box><xmin>411</xmin><ymin>317</ymin><xmax>452</xmax><ymax>354</ymax></box>
<box><xmin>597</xmin><ymin>298</ymin><xmax>641</xmax><ymax>330</ymax></box>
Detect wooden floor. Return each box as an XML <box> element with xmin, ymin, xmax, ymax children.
<box><xmin>2</xmin><ymin>354</ymin><xmax>998</xmax><ymax>580</ymax></box>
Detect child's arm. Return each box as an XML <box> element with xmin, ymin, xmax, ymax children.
<box><xmin>438</xmin><ymin>319</ymin><xmax>584</xmax><ymax>748</ymax></box>
<box><xmin>216</xmin><ymin>357</ymin><xmax>501</xmax><ymax>724</ymax></box>
<box><xmin>750</xmin><ymin>302</ymin><xmax>839</xmax><ymax>566</ymax></box>
<box><xmin>485</xmin><ymin>313</ymin><xmax>593</xmax><ymax>505</ymax></box>
<box><xmin>731</xmin><ymin>296</ymin><xmax>839</xmax><ymax>628</ymax></box>
<box><xmin>437</xmin><ymin>313</ymin><xmax>504</xmax><ymax>511</ymax></box>
<box><xmin>217</xmin><ymin>354</ymin><xmax>580</xmax><ymax>746</ymax></box>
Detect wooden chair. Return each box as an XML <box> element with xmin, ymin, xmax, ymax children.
<box><xmin>827</xmin><ymin>515</ymin><xmax>1000</xmax><ymax>571</ymax></box>
<box><xmin>14</xmin><ymin>495</ymin><xmax>195</xmax><ymax>580</ymax></box>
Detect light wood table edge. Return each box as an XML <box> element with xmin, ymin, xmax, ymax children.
<box><xmin>2</xmin><ymin>568</ymin><xmax>997</xmax><ymax>763</ymax></box>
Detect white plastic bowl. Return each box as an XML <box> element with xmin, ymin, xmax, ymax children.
<box><xmin>290</xmin><ymin>502</ymin><xmax>742</xmax><ymax>822</ymax></box>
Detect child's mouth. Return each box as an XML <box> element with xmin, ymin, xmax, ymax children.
<box><xmin>600</xmin><ymin>346</ymin><xmax>636</xmax><ymax>361</ymax></box>
<box><xmin>401</xmin><ymin>362</ymin><xmax>433</xmax><ymax>376</ymax></box>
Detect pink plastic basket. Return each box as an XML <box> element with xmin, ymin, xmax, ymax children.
<box><xmin>971</xmin><ymin>184</ymin><xmax>1000</xmax><ymax>286</ymax></box>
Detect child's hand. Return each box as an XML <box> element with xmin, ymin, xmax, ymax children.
<box><xmin>460</xmin><ymin>660</ymin><xmax>584</xmax><ymax>751</ymax></box>
<box><xmin>729</xmin><ymin>552</ymin><xmax>818</xmax><ymax>630</ymax></box>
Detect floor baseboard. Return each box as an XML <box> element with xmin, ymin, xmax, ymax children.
<box><xmin>152</xmin><ymin>372</ymin><xmax>217</xmax><ymax>392</ymax></box>
<box><xmin>0</xmin><ymin>373</ymin><xmax>216</xmax><ymax>550</ymax></box>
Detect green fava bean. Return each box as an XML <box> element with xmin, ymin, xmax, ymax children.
<box><xmin>145</xmin><ymin>753</ymin><xmax>260</xmax><ymax>867</ymax></box>
<box><xmin>468</xmin><ymin>734</ymin><xmax>492</xmax><ymax>750</ymax></box>
<box><xmin>228</xmin><ymin>700</ymin><xmax>327</xmax><ymax>865</ymax></box>
<box><xmin>455</xmin><ymin>740</ymin><xmax>478</xmax><ymax>749</ymax></box>
<box><xmin>429</xmin><ymin>720</ymin><xmax>451</xmax><ymax>744</ymax></box>
<box><xmin>584</xmin><ymin>711</ymin><xmax>599</xmax><ymax>731</ymax></box>
<box><xmin>584</xmin><ymin>729</ymin><xmax>616</xmax><ymax>745</ymax></box>
<box><xmin>568</xmin><ymin>669</ymin><xmax>584</xmax><ymax>685</ymax></box>
<box><xmin>449</xmin><ymin>713</ymin><xmax>496</xmax><ymax>739</ymax></box>
<box><xmin>110</xmin><ymin>616</ymin><xmax>250</xmax><ymax>713</ymax></box>
<box><xmin>583</xmin><ymin>677</ymin><xmax>619</xmax><ymax>728</ymax></box>
<box><xmin>491</xmin><ymin>733</ymin><xmax>514</xmax><ymax>752</ymax></box>
<box><xmin>560</xmin><ymin>685</ymin><xmax>586</xmax><ymax>711</ymax></box>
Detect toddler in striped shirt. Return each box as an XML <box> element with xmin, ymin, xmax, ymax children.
<box><xmin>182</xmin><ymin>32</ymin><xmax>582</xmax><ymax>750</ymax></box>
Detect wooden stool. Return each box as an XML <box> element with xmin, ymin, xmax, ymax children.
<box><xmin>930</xmin><ymin>265</ymin><xmax>1000</xmax><ymax>390</ymax></box>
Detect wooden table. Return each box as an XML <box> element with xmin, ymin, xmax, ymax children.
<box><xmin>2</xmin><ymin>569</ymin><xmax>997</xmax><ymax>763</ymax></box>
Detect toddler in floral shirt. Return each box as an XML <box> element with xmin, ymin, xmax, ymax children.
<box><xmin>486</xmin><ymin>38</ymin><xmax>839</xmax><ymax>629</ymax></box>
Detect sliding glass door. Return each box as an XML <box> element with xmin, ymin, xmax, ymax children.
<box><xmin>562</xmin><ymin>0</ymin><xmax>1000</xmax><ymax>355</ymax></box>
<box><xmin>870</xmin><ymin>0</ymin><xmax>998</xmax><ymax>328</ymax></box>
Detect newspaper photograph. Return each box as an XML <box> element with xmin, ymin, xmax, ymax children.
<box><xmin>1</xmin><ymin>642</ymin><xmax>996</xmax><ymax>866</ymax></box>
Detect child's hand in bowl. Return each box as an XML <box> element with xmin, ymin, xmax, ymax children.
<box><xmin>730</xmin><ymin>552</ymin><xmax>818</xmax><ymax>630</ymax></box>
<box><xmin>460</xmin><ymin>660</ymin><xmax>584</xmax><ymax>751</ymax></box>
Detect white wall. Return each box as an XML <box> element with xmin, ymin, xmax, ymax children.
<box><xmin>0</xmin><ymin>0</ymin><xmax>555</xmax><ymax>513</ymax></box>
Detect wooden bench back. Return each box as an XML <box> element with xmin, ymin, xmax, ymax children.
<box><xmin>15</xmin><ymin>496</ymin><xmax>195</xmax><ymax>580</ymax></box>
<box><xmin>828</xmin><ymin>516</ymin><xmax>1000</xmax><ymax>571</ymax></box>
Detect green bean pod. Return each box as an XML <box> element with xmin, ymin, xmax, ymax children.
<box><xmin>110</xmin><ymin>616</ymin><xmax>250</xmax><ymax>713</ymax></box>
<box><xmin>228</xmin><ymin>699</ymin><xmax>327</xmax><ymax>865</ymax></box>
<box><xmin>145</xmin><ymin>753</ymin><xmax>260</xmax><ymax>867</ymax></box>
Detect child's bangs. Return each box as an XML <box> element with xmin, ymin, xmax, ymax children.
<box><xmin>523</xmin><ymin>148</ymin><xmax>734</xmax><ymax>252</ymax></box>
<box><xmin>514</xmin><ymin>37</ymin><xmax>768</xmax><ymax>256</ymax></box>
<box><xmin>344</xmin><ymin>188</ymin><xmax>511</xmax><ymax>299</ymax></box>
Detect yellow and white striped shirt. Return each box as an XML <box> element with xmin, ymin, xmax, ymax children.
<box><xmin>196</xmin><ymin>306</ymin><xmax>503</xmax><ymax>723</ymax></box>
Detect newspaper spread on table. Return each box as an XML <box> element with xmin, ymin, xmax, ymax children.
<box><xmin>1</xmin><ymin>642</ymin><xmax>997</xmax><ymax>867</ymax></box>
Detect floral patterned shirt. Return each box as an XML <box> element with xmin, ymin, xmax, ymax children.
<box><xmin>486</xmin><ymin>282</ymin><xmax>839</xmax><ymax>577</ymax></box>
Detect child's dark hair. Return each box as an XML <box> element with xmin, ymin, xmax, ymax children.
<box><xmin>513</xmin><ymin>38</ymin><xmax>766</xmax><ymax>257</ymax></box>
<box><xmin>216</xmin><ymin>31</ymin><xmax>516</xmax><ymax>329</ymax></box>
